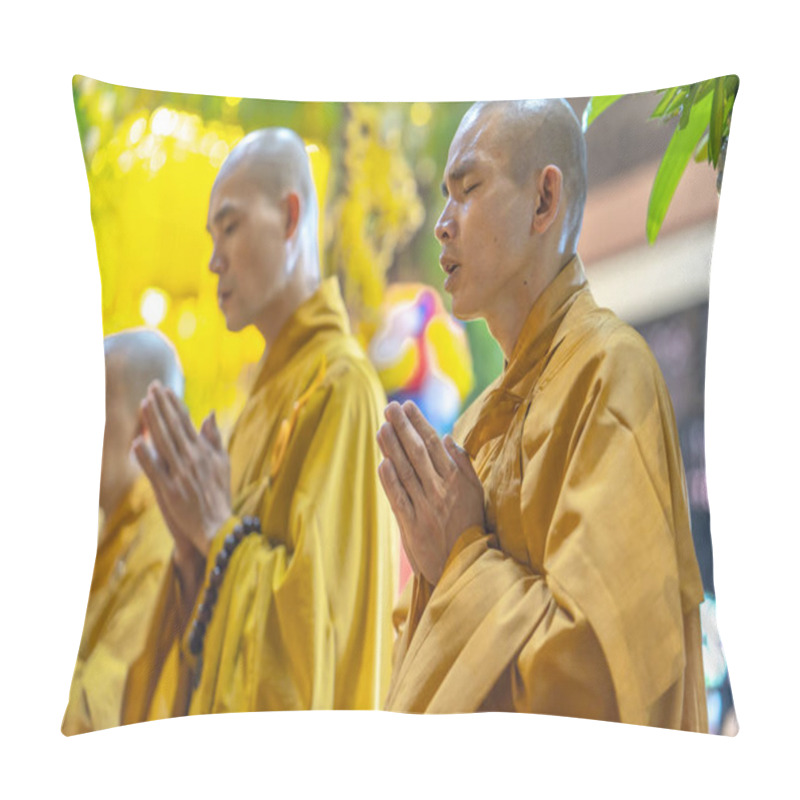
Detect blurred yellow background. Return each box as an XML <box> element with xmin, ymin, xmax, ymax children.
<box><xmin>75</xmin><ymin>77</ymin><xmax>485</xmax><ymax>433</ymax></box>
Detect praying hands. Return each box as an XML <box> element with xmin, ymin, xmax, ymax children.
<box><xmin>377</xmin><ymin>400</ymin><xmax>485</xmax><ymax>586</ymax></box>
<box><xmin>133</xmin><ymin>381</ymin><xmax>232</xmax><ymax>565</ymax></box>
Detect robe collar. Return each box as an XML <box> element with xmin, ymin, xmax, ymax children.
<box><xmin>463</xmin><ymin>255</ymin><xmax>588</xmax><ymax>457</ymax></box>
<box><xmin>501</xmin><ymin>254</ymin><xmax>588</xmax><ymax>400</ymax></box>
<box><xmin>252</xmin><ymin>277</ymin><xmax>350</xmax><ymax>391</ymax></box>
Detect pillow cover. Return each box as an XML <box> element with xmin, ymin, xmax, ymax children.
<box><xmin>64</xmin><ymin>75</ymin><xmax>737</xmax><ymax>734</ymax></box>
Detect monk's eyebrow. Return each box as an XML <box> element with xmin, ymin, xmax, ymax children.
<box><xmin>441</xmin><ymin>158</ymin><xmax>479</xmax><ymax>197</ymax></box>
<box><xmin>206</xmin><ymin>202</ymin><xmax>237</xmax><ymax>232</ymax></box>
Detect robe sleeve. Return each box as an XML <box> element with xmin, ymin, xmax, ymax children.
<box><xmin>125</xmin><ymin>359</ymin><xmax>394</xmax><ymax>718</ymax></box>
<box><xmin>386</xmin><ymin>334</ymin><xmax>706</xmax><ymax>729</ymax></box>
<box><xmin>199</xmin><ymin>360</ymin><xmax>394</xmax><ymax>712</ymax></box>
<box><xmin>63</xmin><ymin>556</ymin><xmax>168</xmax><ymax>734</ymax></box>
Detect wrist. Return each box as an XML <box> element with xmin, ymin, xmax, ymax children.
<box><xmin>173</xmin><ymin>543</ymin><xmax>204</xmax><ymax>590</ymax></box>
<box><xmin>200</xmin><ymin>508</ymin><xmax>233</xmax><ymax>557</ymax></box>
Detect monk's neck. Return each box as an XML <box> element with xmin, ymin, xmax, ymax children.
<box><xmin>484</xmin><ymin>252</ymin><xmax>573</xmax><ymax>361</ymax></box>
<box><xmin>255</xmin><ymin>250</ymin><xmax>320</xmax><ymax>348</ymax></box>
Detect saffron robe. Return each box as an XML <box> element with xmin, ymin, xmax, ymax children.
<box><xmin>386</xmin><ymin>256</ymin><xmax>708</xmax><ymax>730</ymax></box>
<box><xmin>124</xmin><ymin>278</ymin><xmax>396</xmax><ymax>719</ymax></box>
<box><xmin>63</xmin><ymin>476</ymin><xmax>172</xmax><ymax>734</ymax></box>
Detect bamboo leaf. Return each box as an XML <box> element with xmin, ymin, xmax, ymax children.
<box><xmin>656</xmin><ymin>86</ymin><xmax>693</xmax><ymax>120</ymax></box>
<box><xmin>647</xmin><ymin>90</ymin><xmax>714</xmax><ymax>243</ymax></box>
<box><xmin>679</xmin><ymin>84</ymin><xmax>700</xmax><ymax>129</ymax></box>
<box><xmin>651</xmin><ymin>87</ymin><xmax>682</xmax><ymax>119</ymax></box>
<box><xmin>582</xmin><ymin>95</ymin><xmax>624</xmax><ymax>131</ymax></box>
<box><xmin>694</xmin><ymin>131</ymin><xmax>709</xmax><ymax>162</ymax></box>
<box><xmin>694</xmin><ymin>80</ymin><xmax>716</xmax><ymax>104</ymax></box>
<box><xmin>709</xmin><ymin>77</ymin><xmax>725</xmax><ymax>167</ymax></box>
<box><xmin>725</xmin><ymin>74</ymin><xmax>740</xmax><ymax>98</ymax></box>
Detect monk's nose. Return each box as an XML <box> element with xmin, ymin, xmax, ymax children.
<box><xmin>434</xmin><ymin>208</ymin><xmax>455</xmax><ymax>242</ymax></box>
<box><xmin>208</xmin><ymin>247</ymin><xmax>225</xmax><ymax>274</ymax></box>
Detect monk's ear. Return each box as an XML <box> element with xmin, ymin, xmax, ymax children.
<box><xmin>531</xmin><ymin>165</ymin><xmax>562</xmax><ymax>235</ymax></box>
<box><xmin>284</xmin><ymin>192</ymin><xmax>301</xmax><ymax>239</ymax></box>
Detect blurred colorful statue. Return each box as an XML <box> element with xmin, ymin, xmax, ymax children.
<box><xmin>368</xmin><ymin>283</ymin><xmax>474</xmax><ymax>437</ymax></box>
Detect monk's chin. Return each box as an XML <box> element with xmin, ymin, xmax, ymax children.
<box><xmin>223</xmin><ymin>316</ymin><xmax>248</xmax><ymax>333</ymax></box>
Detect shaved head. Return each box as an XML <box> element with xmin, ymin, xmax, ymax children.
<box><xmin>104</xmin><ymin>328</ymin><xmax>184</xmax><ymax>411</ymax></box>
<box><xmin>214</xmin><ymin>127</ymin><xmax>318</xmax><ymax>233</ymax></box>
<box><xmin>458</xmin><ymin>99</ymin><xmax>587</xmax><ymax>252</ymax></box>
<box><xmin>206</xmin><ymin>127</ymin><xmax>323</xmax><ymax>344</ymax></box>
<box><xmin>436</xmin><ymin>98</ymin><xmax>589</xmax><ymax>357</ymax></box>
<box><xmin>100</xmin><ymin>328</ymin><xmax>183</xmax><ymax>518</ymax></box>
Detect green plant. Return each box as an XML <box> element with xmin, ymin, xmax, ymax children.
<box><xmin>582</xmin><ymin>76</ymin><xmax>739</xmax><ymax>243</ymax></box>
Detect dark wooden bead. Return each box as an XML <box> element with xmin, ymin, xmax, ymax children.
<box><xmin>209</xmin><ymin>566</ymin><xmax>223</xmax><ymax>588</ymax></box>
<box><xmin>204</xmin><ymin>585</ymin><xmax>218</xmax><ymax>606</ymax></box>
<box><xmin>197</xmin><ymin>602</ymin><xmax>211</xmax><ymax>625</ymax></box>
<box><xmin>216</xmin><ymin>548</ymin><xmax>229</xmax><ymax>569</ymax></box>
<box><xmin>233</xmin><ymin>525</ymin><xmax>245</xmax><ymax>543</ymax></box>
<box><xmin>224</xmin><ymin>533</ymin><xmax>237</xmax><ymax>554</ymax></box>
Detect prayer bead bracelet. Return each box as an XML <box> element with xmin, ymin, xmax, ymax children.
<box><xmin>188</xmin><ymin>516</ymin><xmax>262</xmax><ymax>666</ymax></box>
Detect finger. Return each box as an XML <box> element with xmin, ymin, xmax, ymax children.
<box><xmin>151</xmin><ymin>384</ymin><xmax>192</xmax><ymax>459</ymax></box>
<box><xmin>402</xmin><ymin>400</ymin><xmax>453</xmax><ymax>478</ymax></box>
<box><xmin>378</xmin><ymin>458</ymin><xmax>415</xmax><ymax>523</ymax></box>
<box><xmin>200</xmin><ymin>410</ymin><xmax>224</xmax><ymax>452</ymax></box>
<box><xmin>377</xmin><ymin>421</ymin><xmax>423</xmax><ymax>502</ymax></box>
<box><xmin>141</xmin><ymin>393</ymin><xmax>181</xmax><ymax>473</ymax></box>
<box><xmin>444</xmin><ymin>434</ymin><xmax>482</xmax><ymax>487</ymax></box>
<box><xmin>378</xmin><ymin>460</ymin><xmax>421</xmax><ymax>576</ymax></box>
<box><xmin>384</xmin><ymin>401</ymin><xmax>439</xmax><ymax>487</ymax></box>
<box><xmin>132</xmin><ymin>434</ymin><xmax>168</xmax><ymax>492</ymax></box>
<box><xmin>165</xmin><ymin>387</ymin><xmax>198</xmax><ymax>443</ymax></box>
<box><xmin>133</xmin><ymin>438</ymin><xmax>185</xmax><ymax>545</ymax></box>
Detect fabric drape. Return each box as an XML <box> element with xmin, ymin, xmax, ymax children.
<box><xmin>63</xmin><ymin>477</ymin><xmax>172</xmax><ymax>734</ymax></box>
<box><xmin>124</xmin><ymin>278</ymin><xmax>397</xmax><ymax>720</ymax></box>
<box><xmin>386</xmin><ymin>257</ymin><xmax>707</xmax><ymax>731</ymax></box>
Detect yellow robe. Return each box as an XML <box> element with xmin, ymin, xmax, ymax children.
<box><xmin>62</xmin><ymin>476</ymin><xmax>172</xmax><ymax>734</ymax></box>
<box><xmin>386</xmin><ymin>256</ymin><xmax>708</xmax><ymax>730</ymax></box>
<box><xmin>124</xmin><ymin>278</ymin><xmax>396</xmax><ymax>719</ymax></box>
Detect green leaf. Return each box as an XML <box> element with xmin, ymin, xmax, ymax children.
<box><xmin>647</xmin><ymin>90</ymin><xmax>714</xmax><ymax>243</ymax></box>
<box><xmin>651</xmin><ymin>87</ymin><xmax>683</xmax><ymax>119</ymax></box>
<box><xmin>709</xmin><ymin>77</ymin><xmax>725</xmax><ymax>167</ymax></box>
<box><xmin>679</xmin><ymin>84</ymin><xmax>700</xmax><ymax>129</ymax></box>
<box><xmin>694</xmin><ymin>131</ymin><xmax>709</xmax><ymax>162</ymax></box>
<box><xmin>724</xmin><ymin>74</ymin><xmax>740</xmax><ymax>98</ymax></box>
<box><xmin>582</xmin><ymin>95</ymin><xmax>624</xmax><ymax>131</ymax></box>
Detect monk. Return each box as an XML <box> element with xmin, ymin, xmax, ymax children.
<box><xmin>63</xmin><ymin>329</ymin><xmax>182</xmax><ymax>735</ymax></box>
<box><xmin>378</xmin><ymin>100</ymin><xmax>708</xmax><ymax>729</ymax></box>
<box><xmin>124</xmin><ymin>128</ymin><xmax>395</xmax><ymax>720</ymax></box>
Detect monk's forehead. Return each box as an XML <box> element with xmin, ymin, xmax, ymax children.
<box><xmin>445</xmin><ymin>109</ymin><xmax>510</xmax><ymax>176</ymax></box>
<box><xmin>208</xmin><ymin>162</ymin><xmax>261</xmax><ymax>220</ymax></box>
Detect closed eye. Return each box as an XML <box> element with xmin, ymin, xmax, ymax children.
<box><xmin>464</xmin><ymin>183</ymin><xmax>480</xmax><ymax>195</ymax></box>
<box><xmin>224</xmin><ymin>221</ymin><xmax>238</xmax><ymax>236</ymax></box>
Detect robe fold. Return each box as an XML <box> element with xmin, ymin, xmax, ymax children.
<box><xmin>123</xmin><ymin>278</ymin><xmax>396</xmax><ymax>720</ymax></box>
<box><xmin>63</xmin><ymin>476</ymin><xmax>172</xmax><ymax>734</ymax></box>
<box><xmin>386</xmin><ymin>256</ymin><xmax>708</xmax><ymax>730</ymax></box>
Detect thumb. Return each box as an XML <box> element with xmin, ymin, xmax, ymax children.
<box><xmin>444</xmin><ymin>435</ymin><xmax>478</xmax><ymax>481</ymax></box>
<box><xmin>200</xmin><ymin>410</ymin><xmax>224</xmax><ymax>451</ymax></box>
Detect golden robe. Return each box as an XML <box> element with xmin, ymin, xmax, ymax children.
<box><xmin>62</xmin><ymin>476</ymin><xmax>172</xmax><ymax>734</ymax></box>
<box><xmin>124</xmin><ymin>278</ymin><xmax>396</xmax><ymax>720</ymax></box>
<box><xmin>386</xmin><ymin>256</ymin><xmax>708</xmax><ymax>730</ymax></box>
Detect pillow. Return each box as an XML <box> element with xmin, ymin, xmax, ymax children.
<box><xmin>64</xmin><ymin>75</ymin><xmax>736</xmax><ymax>735</ymax></box>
